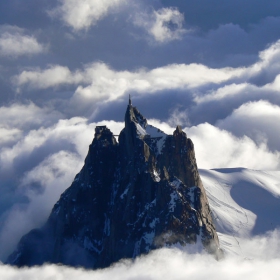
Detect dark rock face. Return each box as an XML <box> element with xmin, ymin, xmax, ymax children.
<box><xmin>7</xmin><ymin>102</ymin><xmax>222</xmax><ymax>268</ymax></box>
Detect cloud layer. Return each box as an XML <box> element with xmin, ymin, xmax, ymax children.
<box><xmin>51</xmin><ymin>0</ymin><xmax>129</xmax><ymax>31</ymax></box>
<box><xmin>2</xmin><ymin>231</ymin><xmax>280</xmax><ymax>280</ymax></box>
<box><xmin>0</xmin><ymin>26</ymin><xmax>46</xmax><ymax>57</ymax></box>
<box><xmin>1</xmin><ymin>0</ymin><xmax>280</xmax><ymax>273</ymax></box>
<box><xmin>134</xmin><ymin>7</ymin><xmax>187</xmax><ymax>43</ymax></box>
<box><xmin>2</xmin><ymin>43</ymin><xmax>280</xmax><ymax>263</ymax></box>
<box><xmin>11</xmin><ymin>39</ymin><xmax>280</xmax><ymax>121</ymax></box>
<box><xmin>217</xmin><ymin>100</ymin><xmax>280</xmax><ymax>151</ymax></box>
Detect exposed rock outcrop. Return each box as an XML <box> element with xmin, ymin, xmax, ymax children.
<box><xmin>7</xmin><ymin>99</ymin><xmax>222</xmax><ymax>268</ymax></box>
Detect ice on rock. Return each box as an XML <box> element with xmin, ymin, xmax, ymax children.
<box><xmin>155</xmin><ymin>135</ymin><xmax>167</xmax><ymax>155</ymax></box>
<box><xmin>153</xmin><ymin>169</ymin><xmax>161</xmax><ymax>182</ymax></box>
<box><xmin>170</xmin><ymin>177</ymin><xmax>183</xmax><ymax>189</ymax></box>
<box><xmin>146</xmin><ymin>124</ymin><xmax>167</xmax><ymax>155</ymax></box>
<box><xmin>135</xmin><ymin>123</ymin><xmax>148</xmax><ymax>137</ymax></box>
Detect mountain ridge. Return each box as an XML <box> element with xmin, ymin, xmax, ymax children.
<box><xmin>7</xmin><ymin>99</ymin><xmax>222</xmax><ymax>268</ymax></box>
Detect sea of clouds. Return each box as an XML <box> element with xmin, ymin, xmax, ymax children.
<box><xmin>1</xmin><ymin>229</ymin><xmax>280</xmax><ymax>280</ymax></box>
<box><xmin>1</xmin><ymin>0</ymin><xmax>280</xmax><ymax>277</ymax></box>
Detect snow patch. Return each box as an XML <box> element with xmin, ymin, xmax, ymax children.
<box><xmin>156</xmin><ymin>136</ymin><xmax>167</xmax><ymax>155</ymax></box>
<box><xmin>136</xmin><ymin>123</ymin><xmax>148</xmax><ymax>137</ymax></box>
<box><xmin>146</xmin><ymin>125</ymin><xmax>166</xmax><ymax>138</ymax></box>
<box><xmin>169</xmin><ymin>191</ymin><xmax>178</xmax><ymax>212</ymax></box>
<box><xmin>170</xmin><ymin>178</ymin><xmax>183</xmax><ymax>189</ymax></box>
<box><xmin>187</xmin><ymin>186</ymin><xmax>198</xmax><ymax>208</ymax></box>
<box><xmin>146</xmin><ymin>125</ymin><xmax>167</xmax><ymax>154</ymax></box>
<box><xmin>153</xmin><ymin>169</ymin><xmax>160</xmax><ymax>182</ymax></box>
<box><xmin>149</xmin><ymin>218</ymin><xmax>159</xmax><ymax>228</ymax></box>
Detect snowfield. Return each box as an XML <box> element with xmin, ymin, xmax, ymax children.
<box><xmin>200</xmin><ymin>168</ymin><xmax>280</xmax><ymax>258</ymax></box>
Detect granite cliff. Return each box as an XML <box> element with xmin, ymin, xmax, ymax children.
<box><xmin>7</xmin><ymin>98</ymin><xmax>222</xmax><ymax>268</ymax></box>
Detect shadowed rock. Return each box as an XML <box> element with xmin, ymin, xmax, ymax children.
<box><xmin>7</xmin><ymin>99</ymin><xmax>222</xmax><ymax>268</ymax></box>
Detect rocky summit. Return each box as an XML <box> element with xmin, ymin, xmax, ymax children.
<box><xmin>7</xmin><ymin>98</ymin><xmax>222</xmax><ymax>268</ymax></box>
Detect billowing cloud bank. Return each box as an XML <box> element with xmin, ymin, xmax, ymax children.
<box><xmin>2</xmin><ymin>38</ymin><xmax>280</xmax><ymax>254</ymax></box>
<box><xmin>50</xmin><ymin>0</ymin><xmax>129</xmax><ymax>31</ymax></box>
<box><xmin>1</xmin><ymin>0</ymin><xmax>280</xmax><ymax>271</ymax></box>
<box><xmin>0</xmin><ymin>102</ymin><xmax>279</xmax><ymax>260</ymax></box>
<box><xmin>1</xmin><ymin>230</ymin><xmax>280</xmax><ymax>280</ymax></box>
<box><xmin>0</xmin><ymin>26</ymin><xmax>46</xmax><ymax>57</ymax></box>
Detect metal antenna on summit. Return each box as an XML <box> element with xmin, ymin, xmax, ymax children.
<box><xmin>129</xmin><ymin>94</ymin><xmax>132</xmax><ymax>106</ymax></box>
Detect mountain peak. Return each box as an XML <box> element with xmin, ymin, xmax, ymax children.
<box><xmin>7</xmin><ymin>102</ymin><xmax>222</xmax><ymax>268</ymax></box>
<box><xmin>125</xmin><ymin>102</ymin><xmax>147</xmax><ymax>132</ymax></box>
<box><xmin>94</xmin><ymin>125</ymin><xmax>117</xmax><ymax>145</ymax></box>
<box><xmin>174</xmin><ymin>125</ymin><xmax>183</xmax><ymax>134</ymax></box>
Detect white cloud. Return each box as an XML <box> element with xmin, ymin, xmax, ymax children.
<box><xmin>0</xmin><ymin>111</ymin><xmax>124</xmax><ymax>260</ymax></box>
<box><xmin>0</xmin><ymin>128</ymin><xmax>21</xmax><ymax>146</ymax></box>
<box><xmin>185</xmin><ymin>123</ymin><xmax>280</xmax><ymax>170</ymax></box>
<box><xmin>217</xmin><ymin>100</ymin><xmax>280</xmax><ymax>152</ymax></box>
<box><xmin>14</xmin><ymin>40</ymin><xmax>280</xmax><ymax>113</ymax></box>
<box><xmin>134</xmin><ymin>7</ymin><xmax>187</xmax><ymax>43</ymax></box>
<box><xmin>190</xmin><ymin>39</ymin><xmax>280</xmax><ymax>105</ymax></box>
<box><xmin>148</xmin><ymin>119</ymin><xmax>174</xmax><ymax>135</ymax></box>
<box><xmin>14</xmin><ymin>65</ymin><xmax>81</xmax><ymax>91</ymax></box>
<box><xmin>68</xmin><ymin>62</ymin><xmax>243</xmax><ymax>114</ymax></box>
<box><xmin>238</xmin><ymin>229</ymin><xmax>280</xmax><ymax>261</ymax></box>
<box><xmin>166</xmin><ymin>108</ymin><xmax>191</xmax><ymax>127</ymax></box>
<box><xmin>0</xmin><ymin>26</ymin><xmax>46</xmax><ymax>57</ymax></box>
<box><xmin>51</xmin><ymin>0</ymin><xmax>128</xmax><ymax>31</ymax></box>
<box><xmin>0</xmin><ymin>102</ymin><xmax>63</xmax><ymax>149</ymax></box>
<box><xmin>1</xmin><ymin>233</ymin><xmax>280</xmax><ymax>280</ymax></box>
<box><xmin>264</xmin><ymin>73</ymin><xmax>280</xmax><ymax>91</ymax></box>
<box><xmin>194</xmin><ymin>83</ymin><xmax>253</xmax><ymax>104</ymax></box>
<box><xmin>0</xmin><ymin>103</ymin><xmax>279</xmax><ymax>261</ymax></box>
<box><xmin>141</xmin><ymin>117</ymin><xmax>280</xmax><ymax>170</ymax></box>
<box><xmin>14</xmin><ymin>40</ymin><xmax>280</xmax><ymax>114</ymax></box>
<box><xmin>13</xmin><ymin>62</ymin><xmax>244</xmax><ymax>114</ymax></box>
<box><xmin>251</xmin><ymin>40</ymin><xmax>280</xmax><ymax>75</ymax></box>
<box><xmin>0</xmin><ymin>117</ymin><xmax>90</xmax><ymax>171</ymax></box>
<box><xmin>0</xmin><ymin>102</ymin><xmax>63</xmax><ymax>130</ymax></box>
<box><xmin>0</xmin><ymin>117</ymin><xmax>123</xmax><ymax>176</ymax></box>
<box><xmin>0</xmin><ymin>102</ymin><xmax>123</xmax><ymax>178</ymax></box>
<box><xmin>0</xmin><ymin>151</ymin><xmax>82</xmax><ymax>261</ymax></box>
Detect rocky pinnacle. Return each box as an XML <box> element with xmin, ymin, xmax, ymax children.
<box><xmin>7</xmin><ymin>99</ymin><xmax>222</xmax><ymax>268</ymax></box>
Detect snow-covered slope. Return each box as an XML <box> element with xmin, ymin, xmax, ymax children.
<box><xmin>200</xmin><ymin>168</ymin><xmax>280</xmax><ymax>258</ymax></box>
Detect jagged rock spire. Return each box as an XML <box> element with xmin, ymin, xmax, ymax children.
<box><xmin>129</xmin><ymin>94</ymin><xmax>132</xmax><ymax>106</ymax></box>
<box><xmin>6</xmin><ymin>101</ymin><xmax>222</xmax><ymax>269</ymax></box>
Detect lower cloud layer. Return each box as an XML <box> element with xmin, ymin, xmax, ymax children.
<box><xmin>1</xmin><ymin>234</ymin><xmax>280</xmax><ymax>280</ymax></box>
